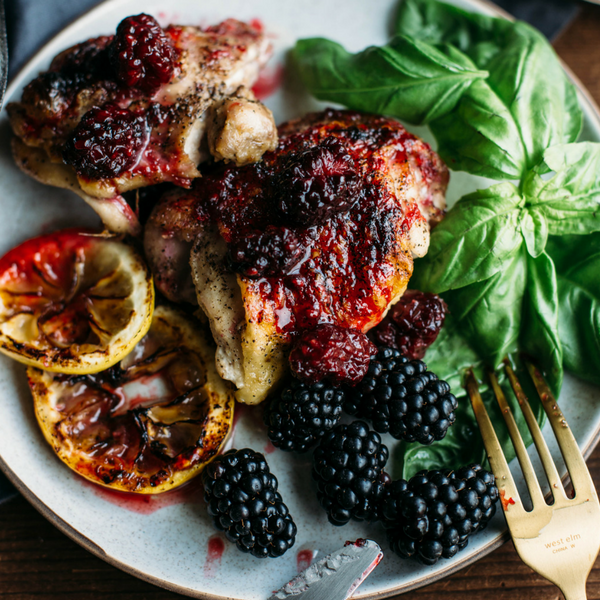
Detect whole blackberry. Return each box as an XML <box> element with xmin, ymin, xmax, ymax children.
<box><xmin>264</xmin><ymin>379</ymin><xmax>345</xmax><ymax>453</ymax></box>
<box><xmin>370</xmin><ymin>290</ymin><xmax>447</xmax><ymax>359</ymax></box>
<box><xmin>344</xmin><ymin>347</ymin><xmax>457</xmax><ymax>445</ymax></box>
<box><xmin>289</xmin><ymin>324</ymin><xmax>376</xmax><ymax>386</ymax></box>
<box><xmin>63</xmin><ymin>105</ymin><xmax>149</xmax><ymax>179</ymax></box>
<box><xmin>382</xmin><ymin>464</ymin><xmax>499</xmax><ymax>565</ymax></box>
<box><xmin>275</xmin><ymin>138</ymin><xmax>362</xmax><ymax>225</ymax></box>
<box><xmin>111</xmin><ymin>14</ymin><xmax>176</xmax><ymax>92</ymax></box>
<box><xmin>312</xmin><ymin>421</ymin><xmax>389</xmax><ymax>526</ymax></box>
<box><xmin>228</xmin><ymin>226</ymin><xmax>306</xmax><ymax>277</ymax></box>
<box><xmin>202</xmin><ymin>449</ymin><xmax>297</xmax><ymax>558</ymax></box>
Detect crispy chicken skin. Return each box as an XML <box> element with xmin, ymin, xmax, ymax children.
<box><xmin>7</xmin><ymin>19</ymin><xmax>277</xmax><ymax>235</ymax></box>
<box><xmin>145</xmin><ymin>109</ymin><xmax>449</xmax><ymax>404</ymax></box>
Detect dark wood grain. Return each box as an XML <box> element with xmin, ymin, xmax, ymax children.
<box><xmin>2</xmin><ymin>3</ymin><xmax>600</xmax><ymax>599</ymax></box>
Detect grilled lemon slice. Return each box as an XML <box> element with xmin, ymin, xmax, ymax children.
<box><xmin>28</xmin><ymin>306</ymin><xmax>235</xmax><ymax>493</ymax></box>
<box><xmin>0</xmin><ymin>228</ymin><xmax>153</xmax><ymax>373</ymax></box>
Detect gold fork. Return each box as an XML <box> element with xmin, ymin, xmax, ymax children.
<box><xmin>465</xmin><ymin>359</ymin><xmax>600</xmax><ymax>600</ymax></box>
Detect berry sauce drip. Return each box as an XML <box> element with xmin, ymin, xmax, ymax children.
<box><xmin>111</xmin><ymin>14</ymin><xmax>176</xmax><ymax>92</ymax></box>
<box><xmin>188</xmin><ymin>109</ymin><xmax>434</xmax><ymax>336</ymax></box>
<box><xmin>63</xmin><ymin>105</ymin><xmax>149</xmax><ymax>179</ymax></box>
<box><xmin>370</xmin><ymin>290</ymin><xmax>447</xmax><ymax>359</ymax></box>
<box><xmin>289</xmin><ymin>324</ymin><xmax>376</xmax><ymax>386</ymax></box>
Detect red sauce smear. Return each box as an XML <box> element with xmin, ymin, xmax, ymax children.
<box><xmin>263</xmin><ymin>440</ymin><xmax>276</xmax><ymax>454</ymax></box>
<box><xmin>83</xmin><ymin>474</ymin><xmax>203</xmax><ymax>515</ymax></box>
<box><xmin>252</xmin><ymin>64</ymin><xmax>284</xmax><ymax>100</ymax></box>
<box><xmin>249</xmin><ymin>18</ymin><xmax>264</xmax><ymax>33</ymax></box>
<box><xmin>297</xmin><ymin>549</ymin><xmax>314</xmax><ymax>572</ymax></box>
<box><xmin>500</xmin><ymin>489</ymin><xmax>516</xmax><ymax>511</ymax></box>
<box><xmin>203</xmin><ymin>535</ymin><xmax>226</xmax><ymax>578</ymax></box>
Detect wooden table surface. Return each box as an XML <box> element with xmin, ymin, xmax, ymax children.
<box><xmin>2</xmin><ymin>3</ymin><xmax>600</xmax><ymax>599</ymax></box>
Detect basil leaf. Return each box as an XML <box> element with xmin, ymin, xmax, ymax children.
<box><xmin>421</xmin><ymin>314</ymin><xmax>482</xmax><ymax>391</ymax></box>
<box><xmin>411</xmin><ymin>182</ymin><xmax>524</xmax><ymax>293</ymax></box>
<box><xmin>429</xmin><ymin>79</ymin><xmax>527</xmax><ymax>180</ymax></box>
<box><xmin>292</xmin><ymin>36</ymin><xmax>487</xmax><ymax>125</ymax></box>
<box><xmin>394</xmin><ymin>0</ymin><xmax>512</xmax><ymax>68</ymax></box>
<box><xmin>523</xmin><ymin>143</ymin><xmax>600</xmax><ymax>236</ymax></box>
<box><xmin>519</xmin><ymin>207</ymin><xmax>548</xmax><ymax>258</ymax></box>
<box><xmin>443</xmin><ymin>248</ymin><xmax>526</xmax><ymax>369</ymax></box>
<box><xmin>486</xmin><ymin>22</ymin><xmax>581</xmax><ymax>166</ymax></box>
<box><xmin>520</xmin><ymin>252</ymin><xmax>563</xmax><ymax>393</ymax></box>
<box><xmin>547</xmin><ymin>234</ymin><xmax>600</xmax><ymax>386</ymax></box>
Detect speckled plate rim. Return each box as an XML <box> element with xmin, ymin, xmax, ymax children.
<box><xmin>0</xmin><ymin>0</ymin><xmax>599</xmax><ymax>599</ymax></box>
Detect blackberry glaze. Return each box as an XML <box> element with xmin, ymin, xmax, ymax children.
<box><xmin>289</xmin><ymin>324</ymin><xmax>376</xmax><ymax>386</ymax></box>
<box><xmin>111</xmin><ymin>14</ymin><xmax>176</xmax><ymax>92</ymax></box>
<box><xmin>382</xmin><ymin>464</ymin><xmax>499</xmax><ymax>565</ymax></box>
<box><xmin>344</xmin><ymin>347</ymin><xmax>457</xmax><ymax>444</ymax></box>
<box><xmin>312</xmin><ymin>420</ymin><xmax>389</xmax><ymax>526</ymax></box>
<box><xmin>370</xmin><ymin>290</ymin><xmax>447</xmax><ymax>359</ymax></box>
<box><xmin>264</xmin><ymin>379</ymin><xmax>345</xmax><ymax>453</ymax></box>
<box><xmin>202</xmin><ymin>449</ymin><xmax>297</xmax><ymax>558</ymax></box>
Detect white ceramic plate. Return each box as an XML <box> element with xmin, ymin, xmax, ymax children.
<box><xmin>0</xmin><ymin>1</ymin><xmax>599</xmax><ymax>598</ymax></box>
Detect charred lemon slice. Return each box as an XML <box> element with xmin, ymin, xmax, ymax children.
<box><xmin>0</xmin><ymin>228</ymin><xmax>153</xmax><ymax>373</ymax></box>
<box><xmin>28</xmin><ymin>306</ymin><xmax>235</xmax><ymax>493</ymax></box>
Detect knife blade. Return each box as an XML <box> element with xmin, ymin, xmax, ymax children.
<box><xmin>0</xmin><ymin>0</ymin><xmax>7</xmax><ymax>108</ymax></box>
<box><xmin>269</xmin><ymin>539</ymin><xmax>383</xmax><ymax>600</ymax></box>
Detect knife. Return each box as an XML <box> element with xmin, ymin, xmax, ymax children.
<box><xmin>0</xmin><ymin>0</ymin><xmax>7</xmax><ymax>108</ymax></box>
<box><xmin>269</xmin><ymin>539</ymin><xmax>383</xmax><ymax>600</ymax></box>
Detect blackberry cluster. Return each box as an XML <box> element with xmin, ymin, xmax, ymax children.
<box><xmin>202</xmin><ymin>449</ymin><xmax>297</xmax><ymax>558</ymax></box>
<box><xmin>264</xmin><ymin>380</ymin><xmax>345</xmax><ymax>453</ymax></box>
<box><xmin>382</xmin><ymin>465</ymin><xmax>499</xmax><ymax>565</ymax></box>
<box><xmin>344</xmin><ymin>347</ymin><xmax>457</xmax><ymax>445</ymax></box>
<box><xmin>312</xmin><ymin>421</ymin><xmax>389</xmax><ymax>526</ymax></box>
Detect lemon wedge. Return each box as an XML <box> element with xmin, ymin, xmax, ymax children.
<box><xmin>0</xmin><ymin>228</ymin><xmax>153</xmax><ymax>373</ymax></box>
<box><xmin>28</xmin><ymin>305</ymin><xmax>235</xmax><ymax>493</ymax></box>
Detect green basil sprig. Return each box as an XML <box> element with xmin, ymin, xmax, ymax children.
<box><xmin>293</xmin><ymin>36</ymin><xmax>487</xmax><ymax>125</ymax></box>
<box><xmin>410</xmin><ymin>140</ymin><xmax>600</xmax><ymax>392</ymax></box>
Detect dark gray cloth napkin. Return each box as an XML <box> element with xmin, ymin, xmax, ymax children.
<box><xmin>0</xmin><ymin>0</ymin><xmax>582</xmax><ymax>504</ymax></box>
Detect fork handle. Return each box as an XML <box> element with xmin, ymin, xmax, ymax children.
<box><xmin>560</xmin><ymin>581</ymin><xmax>588</xmax><ymax>600</ymax></box>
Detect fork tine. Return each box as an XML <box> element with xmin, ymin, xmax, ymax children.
<box><xmin>503</xmin><ymin>359</ymin><xmax>568</xmax><ymax>504</ymax></box>
<box><xmin>488</xmin><ymin>371</ymin><xmax>546</xmax><ymax>509</ymax></box>
<box><xmin>525</xmin><ymin>360</ymin><xmax>598</xmax><ymax>499</ymax></box>
<box><xmin>465</xmin><ymin>370</ymin><xmax>523</xmax><ymax>514</ymax></box>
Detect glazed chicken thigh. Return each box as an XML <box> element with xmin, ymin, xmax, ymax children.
<box><xmin>8</xmin><ymin>17</ymin><xmax>277</xmax><ymax>236</ymax></box>
<box><xmin>145</xmin><ymin>109</ymin><xmax>449</xmax><ymax>404</ymax></box>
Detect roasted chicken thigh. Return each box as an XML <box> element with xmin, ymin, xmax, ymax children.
<box><xmin>145</xmin><ymin>109</ymin><xmax>449</xmax><ymax>404</ymax></box>
<box><xmin>8</xmin><ymin>17</ymin><xmax>277</xmax><ymax>236</ymax></box>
